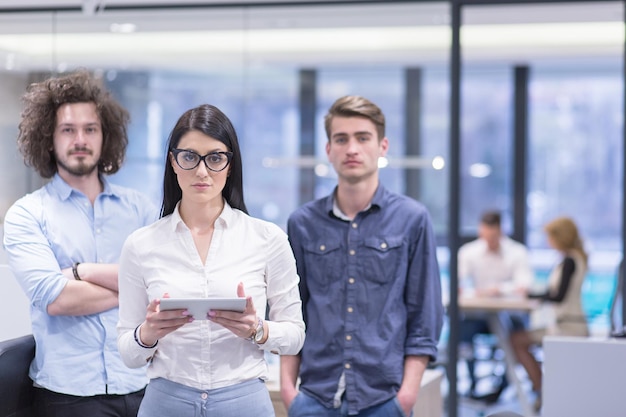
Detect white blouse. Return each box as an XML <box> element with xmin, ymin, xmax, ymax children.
<box><xmin>117</xmin><ymin>201</ymin><xmax>305</xmax><ymax>390</ymax></box>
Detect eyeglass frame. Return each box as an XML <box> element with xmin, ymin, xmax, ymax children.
<box><xmin>170</xmin><ymin>148</ymin><xmax>233</xmax><ymax>172</ymax></box>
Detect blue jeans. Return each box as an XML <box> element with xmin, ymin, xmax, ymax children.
<box><xmin>138</xmin><ymin>378</ymin><xmax>274</xmax><ymax>417</ymax></box>
<box><xmin>288</xmin><ymin>391</ymin><xmax>411</xmax><ymax>417</ymax></box>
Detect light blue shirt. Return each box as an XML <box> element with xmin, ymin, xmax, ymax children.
<box><xmin>3</xmin><ymin>174</ymin><xmax>157</xmax><ymax>396</ymax></box>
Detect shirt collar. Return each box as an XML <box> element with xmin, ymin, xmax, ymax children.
<box><xmin>326</xmin><ymin>184</ymin><xmax>384</xmax><ymax>220</ymax></box>
<box><xmin>170</xmin><ymin>199</ymin><xmax>233</xmax><ymax>233</ymax></box>
<box><xmin>51</xmin><ymin>172</ymin><xmax>114</xmax><ymax>201</ymax></box>
<box><xmin>479</xmin><ymin>236</ymin><xmax>510</xmax><ymax>255</ymax></box>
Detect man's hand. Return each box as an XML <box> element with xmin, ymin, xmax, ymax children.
<box><xmin>396</xmin><ymin>389</ymin><xmax>417</xmax><ymax>416</ymax></box>
<box><xmin>280</xmin><ymin>385</ymin><xmax>299</xmax><ymax>410</ymax></box>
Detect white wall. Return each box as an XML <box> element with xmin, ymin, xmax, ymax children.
<box><xmin>0</xmin><ymin>263</ymin><xmax>32</xmax><ymax>341</ymax></box>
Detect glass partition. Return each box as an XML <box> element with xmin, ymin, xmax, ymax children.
<box><xmin>0</xmin><ymin>2</ymin><xmax>452</xmax><ymax>231</ymax></box>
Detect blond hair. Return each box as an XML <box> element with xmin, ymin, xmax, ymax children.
<box><xmin>544</xmin><ymin>216</ymin><xmax>588</xmax><ymax>265</ymax></box>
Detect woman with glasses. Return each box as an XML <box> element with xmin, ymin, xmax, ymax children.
<box><xmin>116</xmin><ymin>104</ymin><xmax>305</xmax><ymax>417</ymax></box>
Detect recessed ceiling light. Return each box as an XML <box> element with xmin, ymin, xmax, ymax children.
<box><xmin>110</xmin><ymin>23</ymin><xmax>137</xmax><ymax>34</ymax></box>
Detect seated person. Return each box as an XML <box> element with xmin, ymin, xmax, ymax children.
<box><xmin>510</xmin><ymin>216</ymin><xmax>589</xmax><ymax>413</ymax></box>
<box><xmin>458</xmin><ymin>210</ymin><xmax>534</xmax><ymax>401</ymax></box>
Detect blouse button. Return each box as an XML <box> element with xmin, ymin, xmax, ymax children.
<box><xmin>380</xmin><ymin>242</ymin><xmax>388</xmax><ymax>249</ymax></box>
<box><xmin>320</xmin><ymin>245</ymin><xmax>326</xmax><ymax>251</ymax></box>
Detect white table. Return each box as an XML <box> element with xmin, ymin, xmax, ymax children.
<box><xmin>543</xmin><ymin>336</ymin><xmax>626</xmax><ymax>417</ymax></box>
<box><xmin>459</xmin><ymin>296</ymin><xmax>540</xmax><ymax>416</ymax></box>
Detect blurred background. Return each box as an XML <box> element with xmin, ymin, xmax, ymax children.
<box><xmin>0</xmin><ymin>0</ymin><xmax>622</xmax><ymax>365</ymax></box>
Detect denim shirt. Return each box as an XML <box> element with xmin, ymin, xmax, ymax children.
<box><xmin>287</xmin><ymin>185</ymin><xmax>443</xmax><ymax>414</ymax></box>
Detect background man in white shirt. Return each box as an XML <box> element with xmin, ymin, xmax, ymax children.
<box><xmin>457</xmin><ymin>210</ymin><xmax>534</xmax><ymax>402</ymax></box>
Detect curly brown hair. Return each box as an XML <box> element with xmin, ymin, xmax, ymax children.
<box><xmin>17</xmin><ymin>70</ymin><xmax>129</xmax><ymax>178</ymax></box>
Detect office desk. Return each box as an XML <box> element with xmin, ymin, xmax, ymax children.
<box><xmin>459</xmin><ymin>296</ymin><xmax>540</xmax><ymax>416</ymax></box>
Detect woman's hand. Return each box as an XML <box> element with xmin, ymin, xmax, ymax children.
<box><xmin>138</xmin><ymin>293</ymin><xmax>193</xmax><ymax>346</ymax></box>
<box><xmin>208</xmin><ymin>282</ymin><xmax>258</xmax><ymax>339</ymax></box>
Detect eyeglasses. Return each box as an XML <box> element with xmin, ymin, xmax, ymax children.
<box><xmin>171</xmin><ymin>148</ymin><xmax>233</xmax><ymax>172</ymax></box>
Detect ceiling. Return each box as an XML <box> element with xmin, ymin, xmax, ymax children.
<box><xmin>0</xmin><ymin>1</ymin><xmax>622</xmax><ymax>72</ymax></box>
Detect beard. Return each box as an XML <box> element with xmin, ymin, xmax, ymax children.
<box><xmin>55</xmin><ymin>148</ymin><xmax>99</xmax><ymax>177</ymax></box>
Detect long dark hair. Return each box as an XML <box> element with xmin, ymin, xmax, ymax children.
<box><xmin>160</xmin><ymin>104</ymin><xmax>247</xmax><ymax>217</ymax></box>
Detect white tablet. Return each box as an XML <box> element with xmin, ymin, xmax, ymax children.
<box><xmin>159</xmin><ymin>298</ymin><xmax>247</xmax><ymax>318</ymax></box>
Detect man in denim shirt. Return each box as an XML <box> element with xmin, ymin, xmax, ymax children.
<box><xmin>280</xmin><ymin>96</ymin><xmax>443</xmax><ymax>416</ymax></box>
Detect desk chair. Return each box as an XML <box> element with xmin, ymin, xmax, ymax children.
<box><xmin>0</xmin><ymin>334</ymin><xmax>35</xmax><ymax>417</ymax></box>
<box><xmin>459</xmin><ymin>318</ymin><xmax>508</xmax><ymax>403</ymax></box>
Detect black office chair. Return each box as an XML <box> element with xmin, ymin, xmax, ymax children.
<box><xmin>0</xmin><ymin>334</ymin><xmax>35</xmax><ymax>417</ymax></box>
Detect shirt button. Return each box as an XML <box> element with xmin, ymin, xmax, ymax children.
<box><xmin>380</xmin><ymin>242</ymin><xmax>388</xmax><ymax>249</ymax></box>
<box><xmin>320</xmin><ymin>245</ymin><xmax>326</xmax><ymax>251</ymax></box>
<box><xmin>201</xmin><ymin>392</ymin><xmax>208</xmax><ymax>400</ymax></box>
<box><xmin>345</xmin><ymin>363</ymin><xmax>351</xmax><ymax>369</ymax></box>
<box><xmin>347</xmin><ymin>307</ymin><xmax>353</xmax><ymax>313</ymax></box>
<box><xmin>351</xmin><ymin>223</ymin><xmax>358</xmax><ymax>229</ymax></box>
<box><xmin>348</xmin><ymin>277</ymin><xmax>355</xmax><ymax>284</ymax></box>
<box><xmin>346</xmin><ymin>335</ymin><xmax>352</xmax><ymax>341</ymax></box>
<box><xmin>96</xmin><ymin>229</ymin><xmax>101</xmax><ymax>234</ymax></box>
<box><xmin>349</xmin><ymin>250</ymin><xmax>355</xmax><ymax>256</ymax></box>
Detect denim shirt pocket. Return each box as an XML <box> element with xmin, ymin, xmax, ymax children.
<box><xmin>362</xmin><ymin>235</ymin><xmax>405</xmax><ymax>284</ymax></box>
<box><xmin>303</xmin><ymin>240</ymin><xmax>343</xmax><ymax>291</ymax></box>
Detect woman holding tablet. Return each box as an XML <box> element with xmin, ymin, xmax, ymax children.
<box><xmin>116</xmin><ymin>104</ymin><xmax>305</xmax><ymax>417</ymax></box>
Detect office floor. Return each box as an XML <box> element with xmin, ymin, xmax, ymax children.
<box><xmin>442</xmin><ymin>358</ymin><xmax>539</xmax><ymax>417</ymax></box>
<box><xmin>454</xmin><ymin>389</ymin><xmax>529</xmax><ymax>417</ymax></box>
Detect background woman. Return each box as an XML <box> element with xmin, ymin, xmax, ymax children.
<box><xmin>116</xmin><ymin>104</ymin><xmax>305</xmax><ymax>417</ymax></box>
<box><xmin>511</xmin><ymin>216</ymin><xmax>589</xmax><ymax>411</ymax></box>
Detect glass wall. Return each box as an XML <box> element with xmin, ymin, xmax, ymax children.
<box><xmin>528</xmin><ymin>67</ymin><xmax>623</xmax><ymax>322</ymax></box>
<box><xmin>0</xmin><ymin>1</ymin><xmax>452</xmax><ymax>231</ymax></box>
<box><xmin>460</xmin><ymin>1</ymin><xmax>624</xmax><ymax>331</ymax></box>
